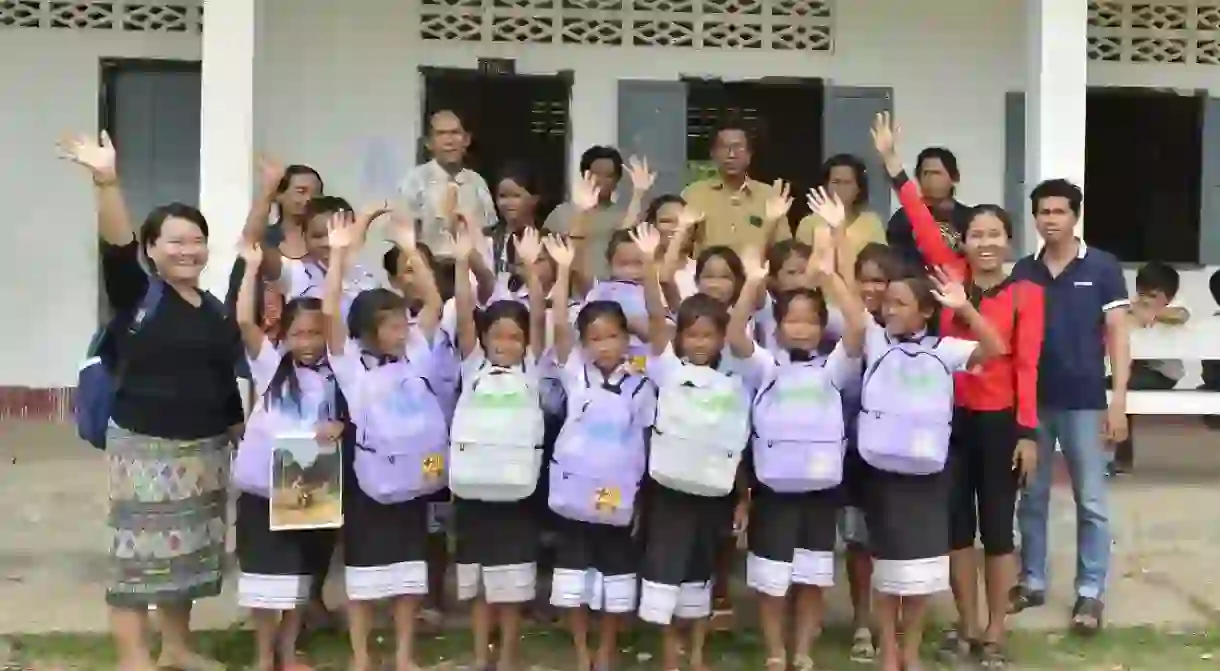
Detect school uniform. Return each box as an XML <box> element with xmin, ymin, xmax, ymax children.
<box><xmin>406</xmin><ymin>299</ymin><xmax>461</xmax><ymax>536</ymax></box>
<box><xmin>278</xmin><ymin>256</ymin><xmax>378</xmax><ymax>321</ymax></box>
<box><xmin>740</xmin><ymin>344</ymin><xmax>861</xmax><ymax>597</ymax></box>
<box><xmin>452</xmin><ymin>346</ymin><xmax>545</xmax><ymax>604</ymax></box>
<box><xmin>232</xmin><ymin>339</ymin><xmax>339</xmax><ymax>610</ymax></box>
<box><xmin>329</xmin><ymin>332</ymin><xmax>445</xmax><ymax>601</ymax></box>
<box><xmin>548</xmin><ymin>351</ymin><xmax>656</xmax><ymax>613</ymax></box>
<box><xmin>856</xmin><ymin>321</ymin><xmax>977</xmax><ymax>596</ymax></box>
<box><xmin>637</xmin><ymin>345</ymin><xmax>755</xmax><ymax>625</ymax></box>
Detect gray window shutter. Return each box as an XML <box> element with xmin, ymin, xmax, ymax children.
<box><xmin>617</xmin><ymin>80</ymin><xmax>688</xmax><ymax>204</ymax></box>
<box><xmin>1200</xmin><ymin>97</ymin><xmax>1220</xmax><ymax>264</ymax></box>
<box><xmin>1004</xmin><ymin>91</ymin><xmax>1027</xmax><ymax>255</ymax></box>
<box><xmin>822</xmin><ymin>86</ymin><xmax>893</xmax><ymax>217</ymax></box>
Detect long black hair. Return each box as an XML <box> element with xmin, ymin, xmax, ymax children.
<box><xmin>263</xmin><ymin>297</ymin><xmax>324</xmax><ymax>412</ymax></box>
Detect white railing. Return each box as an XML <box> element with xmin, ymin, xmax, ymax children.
<box><xmin>1112</xmin><ymin>317</ymin><xmax>1220</xmax><ymax>415</ymax></box>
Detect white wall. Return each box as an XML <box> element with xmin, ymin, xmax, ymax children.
<box><xmin>0</xmin><ymin>29</ymin><xmax>199</xmax><ymax>389</ymax></box>
<box><xmin>2</xmin><ymin>0</ymin><xmax>1218</xmax><ymax>388</ymax></box>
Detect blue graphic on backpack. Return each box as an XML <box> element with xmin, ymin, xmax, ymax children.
<box><xmin>75</xmin><ymin>279</ymin><xmax>224</xmax><ymax>450</ymax></box>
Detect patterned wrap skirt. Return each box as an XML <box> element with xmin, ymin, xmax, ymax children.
<box><xmin>105</xmin><ymin>426</ymin><xmax>230</xmax><ymax>607</ymax></box>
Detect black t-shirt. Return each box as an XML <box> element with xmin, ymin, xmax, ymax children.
<box><xmin>886</xmin><ymin>199</ymin><xmax>972</xmax><ymax>270</ymax></box>
<box><xmin>103</xmin><ymin>240</ymin><xmax>243</xmax><ymax>439</ymax></box>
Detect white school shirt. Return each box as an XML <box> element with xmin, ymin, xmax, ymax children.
<box><xmin>753</xmin><ymin>292</ymin><xmax>848</xmax><ymax>354</ymax></box>
<box><xmin>328</xmin><ymin>331</ymin><xmax>436</xmax><ymax>422</ymax></box>
<box><xmin>861</xmin><ymin>320</ymin><xmax>978</xmax><ymax>383</ymax></box>
<box><xmin>557</xmin><ymin>349</ymin><xmax>657</xmax><ymax>429</ymax></box>
<box><xmin>647</xmin><ymin>343</ymin><xmax>763</xmax><ymax>400</ymax></box>
<box><xmin>737</xmin><ymin>341</ymin><xmax>862</xmax><ymax>395</ymax></box>
<box><xmin>459</xmin><ymin>345</ymin><xmax>542</xmax><ymax>395</ymax></box>
<box><xmin>247</xmin><ymin>338</ymin><xmax>335</xmax><ymax>424</ymax></box>
<box><xmin>672</xmin><ymin>258</ymin><xmax>698</xmax><ymax>305</ymax></box>
<box><xmin>278</xmin><ymin>256</ymin><xmax>378</xmax><ymax>319</ymax></box>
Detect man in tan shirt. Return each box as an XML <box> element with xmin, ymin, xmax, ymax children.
<box><xmin>682</xmin><ymin>121</ymin><xmax>790</xmax><ymax>254</ymax></box>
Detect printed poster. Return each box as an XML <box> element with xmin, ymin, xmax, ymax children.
<box><xmin>269</xmin><ymin>430</ymin><xmax>343</xmax><ymax>531</ymax></box>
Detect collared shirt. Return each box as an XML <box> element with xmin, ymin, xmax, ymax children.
<box><xmin>544</xmin><ymin>200</ymin><xmax>627</xmax><ymax>280</ymax></box>
<box><xmin>397</xmin><ymin>159</ymin><xmax>498</xmax><ymax>255</ymax></box>
<box><xmin>1010</xmin><ymin>239</ymin><xmax>1129</xmax><ymax>410</ymax></box>
<box><xmin>681</xmin><ymin>177</ymin><xmax>790</xmax><ymax>254</ymax></box>
<box><xmin>794</xmin><ymin>209</ymin><xmax>887</xmax><ymax>259</ymax></box>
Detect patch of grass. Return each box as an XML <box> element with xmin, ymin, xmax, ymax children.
<box><xmin>6</xmin><ymin>624</ymin><xmax>1220</xmax><ymax>670</ymax></box>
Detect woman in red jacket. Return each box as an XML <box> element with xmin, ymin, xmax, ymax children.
<box><xmin>872</xmin><ymin>113</ymin><xmax>1042</xmax><ymax>669</ymax></box>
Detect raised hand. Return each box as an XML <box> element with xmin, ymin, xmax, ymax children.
<box><xmin>437</xmin><ymin>182</ymin><xmax>460</xmax><ymax>221</ymax></box>
<box><xmin>741</xmin><ymin>246</ymin><xmax>769</xmax><ymax>282</ymax></box>
<box><xmin>572</xmin><ymin>171</ymin><xmax>601</xmax><ymax>212</ymax></box>
<box><xmin>676</xmin><ymin>205</ymin><xmax>704</xmax><ymax>234</ymax></box>
<box><xmin>544</xmin><ymin>235</ymin><xmax>575</xmax><ymax>268</ymax></box>
<box><xmin>238</xmin><ymin>240</ymin><xmax>264</xmax><ymax>267</ymax></box>
<box><xmin>764</xmin><ymin>179</ymin><xmax>793</xmax><ymax>222</ymax></box>
<box><xmin>57</xmin><ymin>131</ymin><xmax>117</xmax><ymax>181</ymax></box>
<box><xmin>386</xmin><ymin>211</ymin><xmax>417</xmax><ymax>251</ymax></box>
<box><xmin>807</xmin><ymin>186</ymin><xmax>847</xmax><ymax>229</ymax></box>
<box><xmin>327</xmin><ymin>211</ymin><xmax>358</xmax><ymax>250</ymax></box>
<box><xmin>515</xmin><ymin>227</ymin><xmax>543</xmax><ymax>265</ymax></box>
<box><xmin>629</xmin><ymin>223</ymin><xmax>662</xmax><ymax>258</ymax></box>
<box><xmin>930</xmin><ymin>265</ymin><xmax>968</xmax><ymax>310</ymax></box>
<box><xmin>257</xmin><ymin>155</ymin><xmax>285</xmax><ymax>194</ymax></box>
<box><xmin>448</xmin><ymin>230</ymin><xmax>475</xmax><ymax>261</ymax></box>
<box><xmin>627</xmin><ymin>155</ymin><xmax>656</xmax><ymax>194</ymax></box>
<box><xmin>870</xmin><ymin>111</ymin><xmax>899</xmax><ymax>158</ymax></box>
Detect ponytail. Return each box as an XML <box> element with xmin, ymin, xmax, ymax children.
<box><xmin>263</xmin><ymin>352</ymin><xmax>304</xmax><ymax>413</ymax></box>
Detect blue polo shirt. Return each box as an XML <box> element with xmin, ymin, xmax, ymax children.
<box><xmin>1010</xmin><ymin>241</ymin><xmax>1128</xmax><ymax>410</ymax></box>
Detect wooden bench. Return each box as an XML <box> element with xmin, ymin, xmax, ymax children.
<box><xmin>1112</xmin><ymin>318</ymin><xmax>1220</xmax><ymax>415</ymax></box>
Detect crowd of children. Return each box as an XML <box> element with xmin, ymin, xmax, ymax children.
<box><xmin>63</xmin><ymin>111</ymin><xmax>1054</xmax><ymax>671</ymax></box>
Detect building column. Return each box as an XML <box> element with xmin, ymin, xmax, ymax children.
<box><xmin>199</xmin><ymin>0</ymin><xmax>256</xmax><ymax>295</ymax></box>
<box><xmin>1024</xmin><ymin>0</ymin><xmax>1088</xmax><ymax>252</ymax></box>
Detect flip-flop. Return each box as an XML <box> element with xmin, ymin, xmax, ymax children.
<box><xmin>792</xmin><ymin>654</ymin><xmax>817</xmax><ymax>670</ymax></box>
<box><xmin>764</xmin><ymin>656</ymin><xmax>787</xmax><ymax>671</ymax></box>
<box><xmin>848</xmin><ymin>627</ymin><xmax>875</xmax><ymax>663</ymax></box>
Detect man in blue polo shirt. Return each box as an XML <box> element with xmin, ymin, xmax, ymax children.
<box><xmin>1008</xmin><ymin>178</ymin><xmax>1131</xmax><ymax>635</ymax></box>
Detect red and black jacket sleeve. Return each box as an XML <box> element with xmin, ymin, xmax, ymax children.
<box><xmin>1012</xmin><ymin>280</ymin><xmax>1045</xmax><ymax>440</ymax></box>
<box><xmin>891</xmin><ymin>170</ymin><xmax>968</xmax><ymax>281</ymax></box>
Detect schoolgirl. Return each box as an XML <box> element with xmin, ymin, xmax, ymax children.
<box><xmin>753</xmin><ymin>239</ymin><xmax>815</xmax><ymax>352</ymax></box>
<box><xmin>253</xmin><ymin>195</ymin><xmax>383</xmax><ymax>320</ymax></box>
<box><xmin>383</xmin><ymin>216</ymin><xmax>501</xmax><ymax>625</ymax></box>
<box><xmin>647</xmin><ymin>194</ymin><xmax>699</xmax><ymax>302</ymax></box>
<box><xmin>583</xmin><ymin>229</ymin><xmax>653</xmax><ymax>371</ymax></box>
<box><xmin>232</xmin><ymin>242</ymin><xmax>339</xmax><ymax>671</ymax></box>
<box><xmin>542</xmin><ymin>235</ymin><xmax>657</xmax><ymax>670</ymax></box>
<box><xmin>323</xmin><ymin>214</ymin><xmax>447</xmax><ymax>671</ymax></box>
<box><xmin>631</xmin><ymin>224</ymin><xmax>752</xmax><ymax>671</ymax></box>
<box><xmin>839</xmin><ymin>240</ymin><xmax>903</xmax><ymax>663</ymax></box>
<box><xmin>449</xmin><ymin>227</ymin><xmax>550</xmax><ymax>671</ymax></box>
<box><xmin>856</xmin><ymin>266</ymin><xmax>1006</xmax><ymax>671</ymax></box>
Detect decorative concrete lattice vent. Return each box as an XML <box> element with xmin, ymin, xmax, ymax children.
<box><xmin>0</xmin><ymin>1</ymin><xmax>202</xmax><ymax>33</ymax></box>
<box><xmin>418</xmin><ymin>0</ymin><xmax>833</xmax><ymax>51</ymax></box>
<box><xmin>1088</xmin><ymin>0</ymin><xmax>1220</xmax><ymax>64</ymax></box>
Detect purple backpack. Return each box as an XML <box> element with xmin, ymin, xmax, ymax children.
<box><xmin>856</xmin><ymin>338</ymin><xmax>954</xmax><ymax>475</ymax></box>
<box><xmin>234</xmin><ymin>363</ymin><xmax>336</xmax><ymax>499</ymax></box>
<box><xmin>751</xmin><ymin>358</ymin><xmax>846</xmax><ymax>492</ymax></box>
<box><xmin>354</xmin><ymin>359</ymin><xmax>449</xmax><ymax>504</ymax></box>
<box><xmin>548</xmin><ymin>368</ymin><xmax>649</xmax><ymax>526</ymax></box>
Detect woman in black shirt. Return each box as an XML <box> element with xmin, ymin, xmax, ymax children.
<box><xmin>60</xmin><ymin>132</ymin><xmax>241</xmax><ymax>671</ymax></box>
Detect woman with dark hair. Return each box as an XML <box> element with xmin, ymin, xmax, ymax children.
<box><xmin>794</xmin><ymin>153</ymin><xmax>886</xmax><ymax>261</ymax></box>
<box><xmin>59</xmin><ymin>131</ymin><xmax>242</xmax><ymax>671</ymax></box>
<box><xmin>489</xmin><ymin>161</ymin><xmax>554</xmax><ymax>277</ymax></box>
<box><xmin>873</xmin><ymin>112</ymin><xmax>1044</xmax><ymax>668</ymax></box>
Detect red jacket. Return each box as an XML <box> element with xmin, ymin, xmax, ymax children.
<box><xmin>894</xmin><ymin>172</ymin><xmax>1044</xmax><ymax>439</ymax></box>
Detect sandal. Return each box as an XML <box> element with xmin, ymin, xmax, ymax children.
<box><xmin>1007</xmin><ymin>585</ymin><xmax>1045</xmax><ymax>614</ymax></box>
<box><xmin>792</xmin><ymin>654</ymin><xmax>816</xmax><ymax>670</ymax></box>
<box><xmin>1070</xmin><ymin>596</ymin><xmax>1104</xmax><ymax>636</ymax></box>
<box><xmin>848</xmin><ymin>627</ymin><xmax>875</xmax><ymax>663</ymax></box>
<box><xmin>935</xmin><ymin>629</ymin><xmax>973</xmax><ymax>664</ymax></box>
<box><xmin>764</xmin><ymin>656</ymin><xmax>787</xmax><ymax>671</ymax></box>
<box><xmin>977</xmin><ymin>642</ymin><xmax>1009</xmax><ymax>669</ymax></box>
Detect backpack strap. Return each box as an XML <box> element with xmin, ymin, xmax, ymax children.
<box><xmin>128</xmin><ymin>278</ymin><xmax>166</xmax><ymax>335</ymax></box>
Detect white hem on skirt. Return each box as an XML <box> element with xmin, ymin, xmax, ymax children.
<box><xmin>550</xmin><ymin>567</ymin><xmax>638</xmax><ymax>613</ymax></box>
<box><xmin>456</xmin><ymin>562</ymin><xmax>536</xmax><ymax>604</ymax></box>
<box><xmin>238</xmin><ymin>573</ymin><xmax>311</xmax><ymax>610</ymax></box>
<box><xmin>345</xmin><ymin>560</ymin><xmax>428</xmax><ymax>601</ymax></box>
<box><xmin>873</xmin><ymin>555</ymin><xmax>949</xmax><ymax>596</ymax></box>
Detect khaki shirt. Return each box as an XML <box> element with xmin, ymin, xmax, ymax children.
<box><xmin>794</xmin><ymin>210</ymin><xmax>887</xmax><ymax>259</ymax></box>
<box><xmin>682</xmin><ymin>177</ymin><xmax>790</xmax><ymax>254</ymax></box>
<box><xmin>544</xmin><ymin>201</ymin><xmax>628</xmax><ymax>280</ymax></box>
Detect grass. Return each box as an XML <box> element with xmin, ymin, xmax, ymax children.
<box><xmin>5</xmin><ymin>624</ymin><xmax>1220</xmax><ymax>670</ymax></box>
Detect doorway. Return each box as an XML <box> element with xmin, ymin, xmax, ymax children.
<box><xmin>685</xmin><ymin>78</ymin><xmax>824</xmax><ymax>232</ymax></box>
<box><xmin>420</xmin><ymin>68</ymin><xmax>572</xmax><ymax>220</ymax></box>
<box><xmin>97</xmin><ymin>58</ymin><xmax>202</xmax><ymax>321</ymax></box>
<box><xmin>1084</xmin><ymin>87</ymin><xmax>1202</xmax><ymax>263</ymax></box>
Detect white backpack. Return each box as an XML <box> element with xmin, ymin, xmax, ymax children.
<box><xmin>649</xmin><ymin>363</ymin><xmax>750</xmax><ymax>497</ymax></box>
<box><xmin>449</xmin><ymin>362</ymin><xmax>545</xmax><ymax>501</ymax></box>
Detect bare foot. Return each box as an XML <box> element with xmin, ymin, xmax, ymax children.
<box><xmin>155</xmin><ymin>650</ymin><xmax>225</xmax><ymax>671</ymax></box>
<box><xmin>347</xmin><ymin>655</ymin><xmax>374</xmax><ymax>671</ymax></box>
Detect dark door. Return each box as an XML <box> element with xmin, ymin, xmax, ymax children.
<box><xmin>420</xmin><ymin>68</ymin><xmax>572</xmax><ymax>219</ymax></box>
